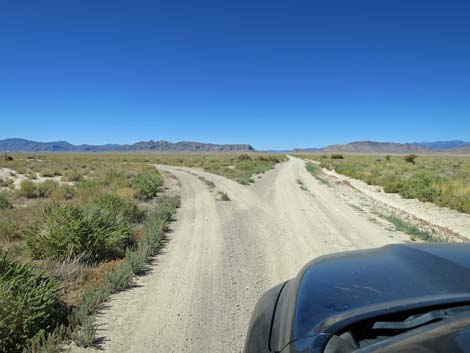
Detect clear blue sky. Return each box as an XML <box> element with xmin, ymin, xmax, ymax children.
<box><xmin>1</xmin><ymin>0</ymin><xmax>469</xmax><ymax>150</ymax></box>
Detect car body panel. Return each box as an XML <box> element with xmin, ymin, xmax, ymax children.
<box><xmin>244</xmin><ymin>243</ymin><xmax>470</xmax><ymax>353</ymax></box>
<box><xmin>294</xmin><ymin>243</ymin><xmax>470</xmax><ymax>340</ymax></box>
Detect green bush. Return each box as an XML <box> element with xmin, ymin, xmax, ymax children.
<box><xmin>24</xmin><ymin>203</ymin><xmax>132</xmax><ymax>261</ymax></box>
<box><xmin>0</xmin><ymin>252</ymin><xmax>65</xmax><ymax>353</ymax></box>
<box><xmin>383</xmin><ymin>179</ymin><xmax>403</xmax><ymax>193</ymax></box>
<box><xmin>62</xmin><ymin>170</ymin><xmax>82</xmax><ymax>182</ymax></box>
<box><xmin>23</xmin><ymin>326</ymin><xmax>66</xmax><ymax>353</ymax></box>
<box><xmin>404</xmin><ymin>154</ymin><xmax>418</xmax><ymax>164</ymax></box>
<box><xmin>331</xmin><ymin>154</ymin><xmax>344</xmax><ymax>159</ymax></box>
<box><xmin>137</xmin><ymin>196</ymin><xmax>179</xmax><ymax>258</ymax></box>
<box><xmin>126</xmin><ymin>248</ymin><xmax>147</xmax><ymax>275</ymax></box>
<box><xmin>383</xmin><ymin>214</ymin><xmax>442</xmax><ymax>242</ymax></box>
<box><xmin>238</xmin><ymin>176</ymin><xmax>254</xmax><ymax>185</ymax></box>
<box><xmin>36</xmin><ymin>180</ymin><xmax>59</xmax><ymax>198</ymax></box>
<box><xmin>131</xmin><ymin>170</ymin><xmax>163</xmax><ymax>200</ymax></box>
<box><xmin>93</xmin><ymin>194</ymin><xmax>143</xmax><ymax>223</ymax></box>
<box><xmin>306</xmin><ymin>162</ymin><xmax>318</xmax><ymax>175</ymax></box>
<box><xmin>0</xmin><ymin>220</ymin><xmax>17</xmax><ymax>241</ymax></box>
<box><xmin>0</xmin><ymin>193</ymin><xmax>11</xmax><ymax>209</ymax></box>
<box><xmin>20</xmin><ymin>180</ymin><xmax>37</xmax><ymax>198</ymax></box>
<box><xmin>71</xmin><ymin>286</ymin><xmax>111</xmax><ymax>327</ymax></box>
<box><xmin>70</xmin><ymin>317</ymin><xmax>96</xmax><ymax>347</ymax></box>
<box><xmin>400</xmin><ymin>173</ymin><xmax>445</xmax><ymax>202</ymax></box>
<box><xmin>52</xmin><ymin>184</ymin><xmax>75</xmax><ymax>201</ymax></box>
<box><xmin>218</xmin><ymin>191</ymin><xmax>230</xmax><ymax>201</ymax></box>
<box><xmin>105</xmin><ymin>263</ymin><xmax>134</xmax><ymax>291</ymax></box>
<box><xmin>237</xmin><ymin>154</ymin><xmax>252</xmax><ymax>162</ymax></box>
<box><xmin>256</xmin><ymin>155</ymin><xmax>280</xmax><ymax>163</ymax></box>
<box><xmin>40</xmin><ymin>170</ymin><xmax>55</xmax><ymax>178</ymax></box>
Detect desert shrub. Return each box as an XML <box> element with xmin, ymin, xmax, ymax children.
<box><xmin>102</xmin><ymin>170</ymin><xmax>131</xmax><ymax>190</ymax></box>
<box><xmin>0</xmin><ymin>220</ymin><xmax>17</xmax><ymax>241</ymax></box>
<box><xmin>27</xmin><ymin>172</ymin><xmax>38</xmax><ymax>180</ymax></box>
<box><xmin>218</xmin><ymin>191</ymin><xmax>230</xmax><ymax>201</ymax></box>
<box><xmin>131</xmin><ymin>170</ymin><xmax>163</xmax><ymax>200</ymax></box>
<box><xmin>238</xmin><ymin>176</ymin><xmax>254</xmax><ymax>185</ymax></box>
<box><xmin>93</xmin><ymin>194</ymin><xmax>143</xmax><ymax>223</ymax></box>
<box><xmin>404</xmin><ymin>154</ymin><xmax>418</xmax><ymax>164</ymax></box>
<box><xmin>40</xmin><ymin>170</ymin><xmax>55</xmax><ymax>178</ymax></box>
<box><xmin>52</xmin><ymin>184</ymin><xmax>75</xmax><ymax>201</ymax></box>
<box><xmin>331</xmin><ymin>154</ymin><xmax>344</xmax><ymax>159</ymax></box>
<box><xmin>383</xmin><ymin>214</ymin><xmax>442</xmax><ymax>242</ymax></box>
<box><xmin>71</xmin><ymin>286</ymin><xmax>111</xmax><ymax>327</ymax></box>
<box><xmin>237</xmin><ymin>154</ymin><xmax>252</xmax><ymax>161</ymax></box>
<box><xmin>126</xmin><ymin>248</ymin><xmax>147</xmax><ymax>275</ymax></box>
<box><xmin>0</xmin><ymin>193</ymin><xmax>11</xmax><ymax>209</ymax></box>
<box><xmin>436</xmin><ymin>180</ymin><xmax>470</xmax><ymax>214</ymax></box>
<box><xmin>382</xmin><ymin>179</ymin><xmax>403</xmax><ymax>193</ymax></box>
<box><xmin>400</xmin><ymin>173</ymin><xmax>445</xmax><ymax>202</ymax></box>
<box><xmin>36</xmin><ymin>180</ymin><xmax>59</xmax><ymax>198</ymax></box>
<box><xmin>105</xmin><ymin>263</ymin><xmax>134</xmax><ymax>291</ymax></box>
<box><xmin>305</xmin><ymin>162</ymin><xmax>318</xmax><ymax>175</ymax></box>
<box><xmin>256</xmin><ymin>155</ymin><xmax>280</xmax><ymax>163</ymax></box>
<box><xmin>24</xmin><ymin>203</ymin><xmax>132</xmax><ymax>261</ymax></box>
<box><xmin>74</xmin><ymin>179</ymin><xmax>105</xmax><ymax>201</ymax></box>
<box><xmin>20</xmin><ymin>180</ymin><xmax>37</xmax><ymax>198</ymax></box>
<box><xmin>70</xmin><ymin>317</ymin><xmax>96</xmax><ymax>347</ymax></box>
<box><xmin>137</xmin><ymin>196</ymin><xmax>178</xmax><ymax>258</ymax></box>
<box><xmin>154</xmin><ymin>195</ymin><xmax>180</xmax><ymax>221</ymax></box>
<box><xmin>62</xmin><ymin>170</ymin><xmax>82</xmax><ymax>182</ymax></box>
<box><xmin>22</xmin><ymin>326</ymin><xmax>66</xmax><ymax>353</ymax></box>
<box><xmin>0</xmin><ymin>252</ymin><xmax>66</xmax><ymax>353</ymax></box>
<box><xmin>15</xmin><ymin>166</ymin><xmax>26</xmax><ymax>174</ymax></box>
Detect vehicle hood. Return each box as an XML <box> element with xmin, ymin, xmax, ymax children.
<box><xmin>294</xmin><ymin>243</ymin><xmax>470</xmax><ymax>341</ymax></box>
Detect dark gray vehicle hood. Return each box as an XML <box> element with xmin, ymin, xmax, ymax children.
<box><xmin>294</xmin><ymin>243</ymin><xmax>470</xmax><ymax>341</ymax></box>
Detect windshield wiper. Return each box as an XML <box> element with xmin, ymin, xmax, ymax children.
<box><xmin>373</xmin><ymin>304</ymin><xmax>470</xmax><ymax>331</ymax></box>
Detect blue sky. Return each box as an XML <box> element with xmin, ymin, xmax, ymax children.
<box><xmin>1</xmin><ymin>0</ymin><xmax>469</xmax><ymax>150</ymax></box>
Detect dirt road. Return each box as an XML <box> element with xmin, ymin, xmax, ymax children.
<box><xmin>81</xmin><ymin>156</ymin><xmax>407</xmax><ymax>353</ymax></box>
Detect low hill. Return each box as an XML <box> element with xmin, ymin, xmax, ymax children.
<box><xmin>295</xmin><ymin>141</ymin><xmax>431</xmax><ymax>154</ymax></box>
<box><xmin>0</xmin><ymin>138</ymin><xmax>255</xmax><ymax>153</ymax></box>
<box><xmin>322</xmin><ymin>141</ymin><xmax>430</xmax><ymax>154</ymax></box>
<box><xmin>412</xmin><ymin>140</ymin><xmax>470</xmax><ymax>150</ymax></box>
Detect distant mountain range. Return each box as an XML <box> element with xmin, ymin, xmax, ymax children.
<box><xmin>411</xmin><ymin>140</ymin><xmax>470</xmax><ymax>150</ymax></box>
<box><xmin>294</xmin><ymin>140</ymin><xmax>470</xmax><ymax>154</ymax></box>
<box><xmin>2</xmin><ymin>138</ymin><xmax>470</xmax><ymax>154</ymax></box>
<box><xmin>0</xmin><ymin>138</ymin><xmax>255</xmax><ymax>153</ymax></box>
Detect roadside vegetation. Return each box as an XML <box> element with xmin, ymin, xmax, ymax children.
<box><xmin>381</xmin><ymin>214</ymin><xmax>443</xmax><ymax>242</ymax></box>
<box><xmin>305</xmin><ymin>162</ymin><xmax>330</xmax><ymax>186</ymax></box>
<box><xmin>0</xmin><ymin>153</ymin><xmax>179</xmax><ymax>353</ymax></box>
<box><xmin>296</xmin><ymin>154</ymin><xmax>470</xmax><ymax>214</ymax></box>
<box><xmin>149</xmin><ymin>153</ymin><xmax>287</xmax><ymax>184</ymax></box>
<box><xmin>217</xmin><ymin>191</ymin><xmax>231</xmax><ymax>201</ymax></box>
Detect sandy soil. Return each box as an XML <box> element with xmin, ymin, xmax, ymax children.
<box><xmin>73</xmin><ymin>156</ymin><xmax>410</xmax><ymax>353</ymax></box>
